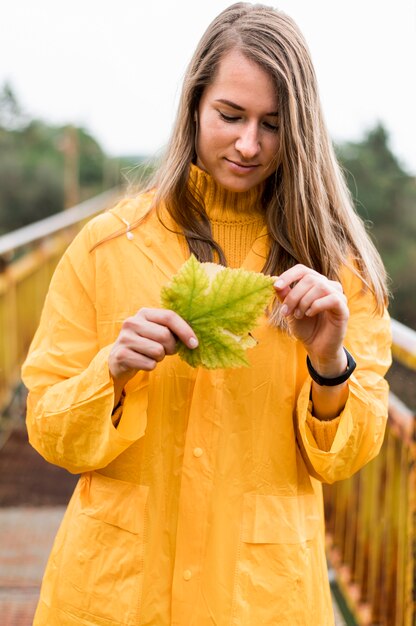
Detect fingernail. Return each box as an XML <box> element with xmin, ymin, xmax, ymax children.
<box><xmin>188</xmin><ymin>337</ymin><xmax>199</xmax><ymax>349</ymax></box>
<box><xmin>281</xmin><ymin>304</ymin><xmax>288</xmax><ymax>316</ymax></box>
<box><xmin>274</xmin><ymin>279</ymin><xmax>284</xmax><ymax>289</ymax></box>
<box><xmin>294</xmin><ymin>308</ymin><xmax>302</xmax><ymax>319</ymax></box>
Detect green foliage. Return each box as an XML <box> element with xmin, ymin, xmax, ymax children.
<box><xmin>0</xmin><ymin>119</ymin><xmax>64</xmax><ymax>232</ymax></box>
<box><xmin>0</xmin><ymin>83</ymin><xmax>115</xmax><ymax>234</ymax></box>
<box><xmin>336</xmin><ymin>123</ymin><xmax>416</xmax><ymax>328</ymax></box>
<box><xmin>0</xmin><ymin>81</ymin><xmax>26</xmax><ymax>130</ymax></box>
<box><xmin>161</xmin><ymin>255</ymin><xmax>275</xmax><ymax>369</ymax></box>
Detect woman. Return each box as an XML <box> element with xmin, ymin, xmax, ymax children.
<box><xmin>22</xmin><ymin>3</ymin><xmax>391</xmax><ymax>625</ymax></box>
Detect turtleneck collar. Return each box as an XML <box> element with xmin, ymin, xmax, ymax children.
<box><xmin>188</xmin><ymin>163</ymin><xmax>265</xmax><ymax>224</ymax></box>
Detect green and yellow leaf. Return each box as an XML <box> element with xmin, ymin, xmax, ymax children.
<box><xmin>161</xmin><ymin>255</ymin><xmax>274</xmax><ymax>369</ymax></box>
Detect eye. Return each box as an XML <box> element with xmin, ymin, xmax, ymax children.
<box><xmin>218</xmin><ymin>111</ymin><xmax>240</xmax><ymax>123</ymax></box>
<box><xmin>263</xmin><ymin>121</ymin><xmax>279</xmax><ymax>132</ymax></box>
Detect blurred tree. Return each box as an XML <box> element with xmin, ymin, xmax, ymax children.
<box><xmin>337</xmin><ymin>123</ymin><xmax>416</xmax><ymax>328</ymax></box>
<box><xmin>0</xmin><ymin>82</ymin><xmax>27</xmax><ymax>129</ymax></box>
<box><xmin>78</xmin><ymin>127</ymin><xmax>105</xmax><ymax>189</ymax></box>
<box><xmin>0</xmin><ymin>84</ymin><xmax>118</xmax><ymax>234</ymax></box>
<box><xmin>0</xmin><ymin>119</ymin><xmax>64</xmax><ymax>232</ymax></box>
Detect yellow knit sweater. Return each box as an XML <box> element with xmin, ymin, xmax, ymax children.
<box><xmin>180</xmin><ymin>164</ymin><xmax>266</xmax><ymax>268</ymax></box>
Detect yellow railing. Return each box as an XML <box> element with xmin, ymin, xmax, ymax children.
<box><xmin>0</xmin><ymin>194</ymin><xmax>415</xmax><ymax>624</ymax></box>
<box><xmin>324</xmin><ymin>323</ymin><xmax>416</xmax><ymax>625</ymax></box>
<box><xmin>0</xmin><ymin>189</ymin><xmax>121</xmax><ymax>414</ymax></box>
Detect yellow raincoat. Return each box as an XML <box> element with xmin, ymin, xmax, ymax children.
<box><xmin>22</xmin><ymin>189</ymin><xmax>391</xmax><ymax>626</ymax></box>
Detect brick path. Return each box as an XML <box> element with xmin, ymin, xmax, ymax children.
<box><xmin>0</xmin><ymin>429</ymin><xmax>77</xmax><ymax>507</ymax></box>
<box><xmin>0</xmin><ymin>426</ymin><xmax>74</xmax><ymax>625</ymax></box>
<box><xmin>0</xmin><ymin>506</ymin><xmax>65</xmax><ymax>626</ymax></box>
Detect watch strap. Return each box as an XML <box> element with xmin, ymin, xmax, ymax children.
<box><xmin>307</xmin><ymin>348</ymin><xmax>356</xmax><ymax>386</ymax></box>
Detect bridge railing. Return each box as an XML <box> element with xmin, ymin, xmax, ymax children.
<box><xmin>0</xmin><ymin>193</ymin><xmax>414</xmax><ymax>624</ymax></box>
<box><xmin>0</xmin><ymin>189</ymin><xmax>121</xmax><ymax>415</ymax></box>
<box><xmin>324</xmin><ymin>321</ymin><xmax>415</xmax><ymax>625</ymax></box>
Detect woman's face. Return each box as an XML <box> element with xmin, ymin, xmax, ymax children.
<box><xmin>196</xmin><ymin>48</ymin><xmax>280</xmax><ymax>193</ymax></box>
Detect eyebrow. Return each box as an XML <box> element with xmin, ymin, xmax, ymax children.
<box><xmin>215</xmin><ymin>98</ymin><xmax>278</xmax><ymax>117</ymax></box>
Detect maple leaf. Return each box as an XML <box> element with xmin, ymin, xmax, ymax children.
<box><xmin>161</xmin><ymin>255</ymin><xmax>274</xmax><ymax>369</ymax></box>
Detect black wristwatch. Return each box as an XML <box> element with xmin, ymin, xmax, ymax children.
<box><xmin>306</xmin><ymin>347</ymin><xmax>356</xmax><ymax>386</ymax></box>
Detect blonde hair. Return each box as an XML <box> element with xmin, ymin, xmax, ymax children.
<box><xmin>103</xmin><ymin>3</ymin><xmax>388</xmax><ymax>312</ymax></box>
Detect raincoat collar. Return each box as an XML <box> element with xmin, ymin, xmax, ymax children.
<box><xmin>109</xmin><ymin>170</ymin><xmax>270</xmax><ymax>281</ymax></box>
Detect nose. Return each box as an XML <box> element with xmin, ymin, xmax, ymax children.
<box><xmin>235</xmin><ymin>123</ymin><xmax>261</xmax><ymax>161</ymax></box>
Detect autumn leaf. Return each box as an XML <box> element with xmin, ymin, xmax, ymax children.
<box><xmin>161</xmin><ymin>255</ymin><xmax>274</xmax><ymax>369</ymax></box>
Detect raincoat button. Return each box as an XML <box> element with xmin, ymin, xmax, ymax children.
<box><xmin>183</xmin><ymin>569</ymin><xmax>192</xmax><ymax>581</ymax></box>
<box><xmin>193</xmin><ymin>447</ymin><xmax>203</xmax><ymax>458</ymax></box>
<box><xmin>144</xmin><ymin>237</ymin><xmax>152</xmax><ymax>247</ymax></box>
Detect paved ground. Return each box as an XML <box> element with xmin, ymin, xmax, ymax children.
<box><xmin>0</xmin><ymin>428</ymin><xmax>77</xmax><ymax>507</ymax></box>
<box><xmin>0</xmin><ymin>426</ymin><xmax>74</xmax><ymax>625</ymax></box>
<box><xmin>0</xmin><ymin>506</ymin><xmax>65</xmax><ymax>625</ymax></box>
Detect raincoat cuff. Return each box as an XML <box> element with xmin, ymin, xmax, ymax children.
<box><xmin>113</xmin><ymin>372</ymin><xmax>150</xmax><ymax>441</ymax></box>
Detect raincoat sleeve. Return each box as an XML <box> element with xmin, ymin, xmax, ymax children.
<box><xmin>22</xmin><ymin>220</ymin><xmax>149</xmax><ymax>474</ymax></box>
<box><xmin>295</xmin><ymin>268</ymin><xmax>392</xmax><ymax>484</ymax></box>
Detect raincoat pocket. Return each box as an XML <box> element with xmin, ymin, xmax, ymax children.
<box><xmin>232</xmin><ymin>493</ymin><xmax>322</xmax><ymax>625</ymax></box>
<box><xmin>56</xmin><ymin>471</ymin><xmax>149</xmax><ymax>625</ymax></box>
<box><xmin>242</xmin><ymin>492</ymin><xmax>320</xmax><ymax>544</ymax></box>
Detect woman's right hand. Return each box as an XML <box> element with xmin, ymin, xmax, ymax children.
<box><xmin>109</xmin><ymin>308</ymin><xmax>198</xmax><ymax>405</ymax></box>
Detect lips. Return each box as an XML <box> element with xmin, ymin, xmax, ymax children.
<box><xmin>225</xmin><ymin>158</ymin><xmax>260</xmax><ymax>172</ymax></box>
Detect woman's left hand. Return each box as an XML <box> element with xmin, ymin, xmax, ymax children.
<box><xmin>274</xmin><ymin>264</ymin><xmax>349</xmax><ymax>377</ymax></box>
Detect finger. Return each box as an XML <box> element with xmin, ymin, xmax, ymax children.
<box><xmin>304</xmin><ymin>293</ymin><xmax>349</xmax><ymax>321</ymax></box>
<box><xmin>288</xmin><ymin>281</ymin><xmax>344</xmax><ymax>319</ymax></box>
<box><xmin>109</xmin><ymin>342</ymin><xmax>160</xmax><ymax>379</ymax></box>
<box><xmin>122</xmin><ymin>316</ymin><xmax>178</xmax><ymax>354</ymax></box>
<box><xmin>131</xmin><ymin>336</ymin><xmax>168</xmax><ymax>362</ymax></box>
<box><xmin>274</xmin><ymin>264</ymin><xmax>320</xmax><ymax>291</ymax></box>
<box><xmin>114</xmin><ymin>334</ymin><xmax>167</xmax><ymax>362</ymax></box>
<box><xmin>280</xmin><ymin>275</ymin><xmax>330</xmax><ymax>316</ymax></box>
<box><xmin>329</xmin><ymin>280</ymin><xmax>344</xmax><ymax>294</ymax></box>
<box><xmin>273</xmin><ymin>284</ymin><xmax>291</xmax><ymax>302</ymax></box>
<box><xmin>139</xmin><ymin>308</ymin><xmax>199</xmax><ymax>349</ymax></box>
<box><xmin>118</xmin><ymin>350</ymin><xmax>158</xmax><ymax>372</ymax></box>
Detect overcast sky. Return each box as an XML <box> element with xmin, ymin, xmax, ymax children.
<box><xmin>2</xmin><ymin>0</ymin><xmax>415</xmax><ymax>173</ymax></box>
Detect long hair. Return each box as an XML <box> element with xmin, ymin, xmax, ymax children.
<box><xmin>110</xmin><ymin>3</ymin><xmax>389</xmax><ymax>312</ymax></box>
